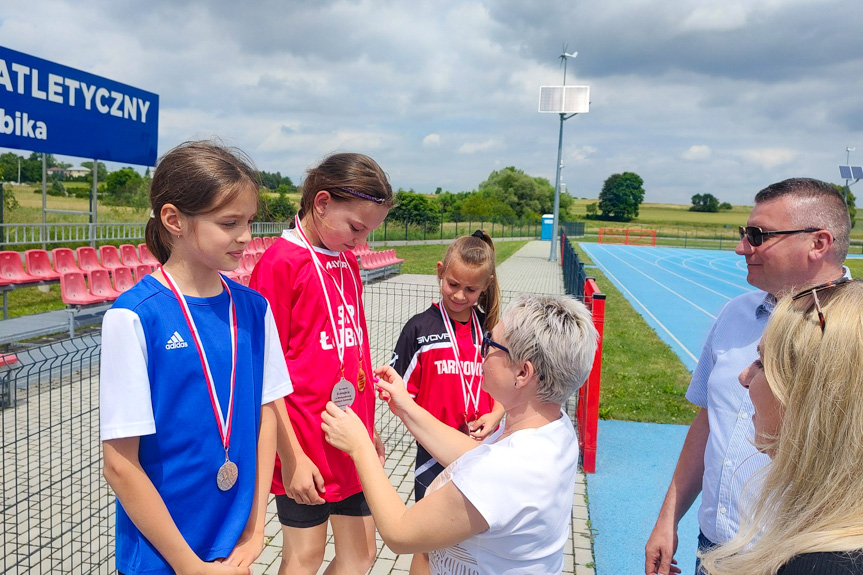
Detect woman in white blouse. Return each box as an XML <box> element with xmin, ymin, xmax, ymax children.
<box><xmin>322</xmin><ymin>294</ymin><xmax>598</xmax><ymax>574</ymax></box>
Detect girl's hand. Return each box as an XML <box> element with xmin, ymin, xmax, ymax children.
<box><xmin>220</xmin><ymin>530</ymin><xmax>263</xmax><ymax>568</ymax></box>
<box><xmin>468</xmin><ymin>411</ymin><xmax>503</xmax><ymax>441</ymax></box>
<box><xmin>180</xmin><ymin>558</ymin><xmax>251</xmax><ymax>575</ymax></box>
<box><xmin>321</xmin><ymin>402</ymin><xmax>370</xmax><ymax>456</ymax></box>
<box><xmin>282</xmin><ymin>453</ymin><xmax>326</xmax><ymax>505</ymax></box>
<box><xmin>373</xmin><ymin>366</ymin><xmax>416</xmax><ymax>418</ymax></box>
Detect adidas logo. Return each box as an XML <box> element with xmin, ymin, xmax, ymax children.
<box><xmin>165</xmin><ymin>331</ymin><xmax>189</xmax><ymax>350</ymax></box>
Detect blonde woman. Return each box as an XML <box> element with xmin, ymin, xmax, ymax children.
<box><xmin>701</xmin><ymin>278</ymin><xmax>863</xmax><ymax>575</ymax></box>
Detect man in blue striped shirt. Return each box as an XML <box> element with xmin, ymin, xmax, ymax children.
<box><xmin>645</xmin><ymin>178</ymin><xmax>851</xmax><ymax>575</ymax></box>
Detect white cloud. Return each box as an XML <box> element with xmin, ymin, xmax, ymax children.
<box><xmin>458</xmin><ymin>139</ymin><xmax>499</xmax><ymax>155</ymax></box>
<box><xmin>743</xmin><ymin>148</ymin><xmax>799</xmax><ymax>170</ymax></box>
<box><xmin>682</xmin><ymin>145</ymin><xmax>712</xmax><ymax>161</ymax></box>
<box><xmin>0</xmin><ymin>0</ymin><xmax>861</xmax><ymax>205</ymax></box>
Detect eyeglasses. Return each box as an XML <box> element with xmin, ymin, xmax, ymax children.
<box><xmin>738</xmin><ymin>225</ymin><xmax>822</xmax><ymax>247</ymax></box>
<box><xmin>791</xmin><ymin>277</ymin><xmax>854</xmax><ymax>333</ymax></box>
<box><xmin>481</xmin><ymin>331</ymin><xmax>509</xmax><ymax>358</ymax></box>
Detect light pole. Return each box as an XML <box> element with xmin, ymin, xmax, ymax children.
<box><xmin>547</xmin><ymin>51</ymin><xmax>582</xmax><ymax>261</ymax></box>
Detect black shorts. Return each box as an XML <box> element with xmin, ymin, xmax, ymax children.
<box><xmin>275</xmin><ymin>491</ymin><xmax>371</xmax><ymax>528</ymax></box>
<box><xmin>414</xmin><ymin>443</ymin><xmax>445</xmax><ymax>501</ymax></box>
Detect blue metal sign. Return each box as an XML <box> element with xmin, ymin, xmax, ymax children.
<box><xmin>0</xmin><ymin>46</ymin><xmax>158</xmax><ymax>165</ymax></box>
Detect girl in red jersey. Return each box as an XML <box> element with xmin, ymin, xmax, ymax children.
<box><xmin>389</xmin><ymin>230</ymin><xmax>504</xmax><ymax>574</ymax></box>
<box><xmin>250</xmin><ymin>153</ymin><xmax>393</xmax><ymax>575</ymax></box>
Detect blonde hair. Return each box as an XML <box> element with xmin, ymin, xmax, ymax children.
<box><xmin>701</xmin><ymin>280</ymin><xmax>863</xmax><ymax>575</ymax></box>
<box><xmin>439</xmin><ymin>230</ymin><xmax>501</xmax><ymax>330</ymax></box>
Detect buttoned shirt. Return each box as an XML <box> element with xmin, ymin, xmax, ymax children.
<box><xmin>685</xmin><ymin>289</ymin><xmax>772</xmax><ymax>544</ymax></box>
<box><xmin>686</xmin><ymin>268</ymin><xmax>850</xmax><ymax>544</ymax></box>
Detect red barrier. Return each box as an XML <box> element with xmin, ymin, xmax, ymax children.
<box><xmin>578</xmin><ymin>277</ymin><xmax>605</xmax><ymax>473</ymax></box>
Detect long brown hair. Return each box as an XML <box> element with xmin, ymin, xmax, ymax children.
<box><xmin>440</xmin><ymin>230</ymin><xmax>501</xmax><ymax>330</ymax></box>
<box><xmin>145</xmin><ymin>140</ymin><xmax>260</xmax><ymax>264</ymax></box>
<box><xmin>296</xmin><ymin>153</ymin><xmax>393</xmax><ymax>224</ymax></box>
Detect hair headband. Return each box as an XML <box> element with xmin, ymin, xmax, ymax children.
<box><xmin>472</xmin><ymin>229</ymin><xmax>484</xmax><ymax>239</ymax></box>
<box><xmin>337</xmin><ymin>187</ymin><xmax>385</xmax><ymax>205</ymax></box>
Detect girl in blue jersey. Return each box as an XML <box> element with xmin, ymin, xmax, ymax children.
<box><xmin>100</xmin><ymin>141</ymin><xmax>295</xmax><ymax>575</ymax></box>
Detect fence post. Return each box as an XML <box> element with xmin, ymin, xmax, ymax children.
<box><xmin>578</xmin><ymin>278</ymin><xmax>605</xmax><ymax>474</ymax></box>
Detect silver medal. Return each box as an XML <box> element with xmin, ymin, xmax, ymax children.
<box><xmin>217</xmin><ymin>459</ymin><xmax>238</xmax><ymax>491</ymax></box>
<box><xmin>331</xmin><ymin>378</ymin><xmax>356</xmax><ymax>410</ymax></box>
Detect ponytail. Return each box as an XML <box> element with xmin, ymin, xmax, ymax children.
<box><xmin>441</xmin><ymin>230</ymin><xmax>501</xmax><ymax>330</ymax></box>
<box><xmin>145</xmin><ymin>214</ymin><xmax>172</xmax><ymax>265</ymax></box>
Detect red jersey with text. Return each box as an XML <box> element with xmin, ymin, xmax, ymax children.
<box><xmin>250</xmin><ymin>230</ymin><xmax>374</xmax><ymax>502</ymax></box>
<box><xmin>391</xmin><ymin>303</ymin><xmax>494</xmax><ymax>431</ymax></box>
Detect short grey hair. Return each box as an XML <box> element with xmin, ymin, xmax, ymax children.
<box><xmin>501</xmin><ymin>294</ymin><xmax>598</xmax><ymax>404</ymax></box>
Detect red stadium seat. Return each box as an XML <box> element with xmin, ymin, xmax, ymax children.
<box><xmin>51</xmin><ymin>248</ymin><xmax>80</xmax><ymax>275</ymax></box>
<box><xmin>0</xmin><ymin>251</ymin><xmax>42</xmax><ymax>284</ymax></box>
<box><xmin>138</xmin><ymin>243</ymin><xmax>159</xmax><ymax>267</ymax></box>
<box><xmin>24</xmin><ymin>249</ymin><xmax>61</xmax><ymax>280</ymax></box>
<box><xmin>239</xmin><ymin>274</ymin><xmax>252</xmax><ymax>287</ymax></box>
<box><xmin>87</xmin><ymin>269</ymin><xmax>122</xmax><ymax>300</ymax></box>
<box><xmin>120</xmin><ymin>244</ymin><xmax>142</xmax><ymax>267</ymax></box>
<box><xmin>99</xmin><ymin>245</ymin><xmax>125</xmax><ymax>272</ymax></box>
<box><xmin>241</xmin><ymin>253</ymin><xmax>256</xmax><ymax>273</ymax></box>
<box><xmin>133</xmin><ymin>264</ymin><xmax>152</xmax><ymax>282</ymax></box>
<box><xmin>262</xmin><ymin>236</ymin><xmax>274</xmax><ymax>250</ymax></box>
<box><xmin>112</xmin><ymin>267</ymin><xmax>136</xmax><ymax>293</ymax></box>
<box><xmin>60</xmin><ymin>272</ymin><xmax>109</xmax><ymax>305</ymax></box>
<box><xmin>250</xmin><ymin>237</ymin><xmax>264</xmax><ymax>253</ymax></box>
<box><xmin>76</xmin><ymin>247</ymin><xmax>108</xmax><ymax>277</ymax></box>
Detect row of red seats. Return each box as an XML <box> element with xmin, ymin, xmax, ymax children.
<box><xmin>2</xmin><ymin>234</ymin><xmax>285</xmax><ymax>288</ymax></box>
<box><xmin>351</xmin><ymin>242</ymin><xmax>374</xmax><ymax>257</ymax></box>
<box><xmin>245</xmin><ymin>236</ymin><xmax>279</xmax><ymax>255</ymax></box>
<box><xmin>359</xmin><ymin>249</ymin><xmax>404</xmax><ymax>270</ymax></box>
<box><xmin>60</xmin><ymin>266</ymin><xmax>154</xmax><ymax>305</ymax></box>
<box><xmin>0</xmin><ymin>244</ymin><xmax>160</xmax><ymax>287</ymax></box>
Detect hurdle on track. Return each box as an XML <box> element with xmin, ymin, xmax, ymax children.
<box><xmin>598</xmin><ymin>228</ymin><xmax>657</xmax><ymax>246</ymax></box>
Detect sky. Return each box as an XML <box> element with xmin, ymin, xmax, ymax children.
<box><xmin>2</xmin><ymin>0</ymin><xmax>863</xmax><ymax>205</ymax></box>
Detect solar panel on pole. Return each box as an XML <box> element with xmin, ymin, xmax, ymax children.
<box><xmin>840</xmin><ymin>165</ymin><xmax>853</xmax><ymax>180</ymax></box>
<box><xmin>851</xmin><ymin>166</ymin><xmax>863</xmax><ymax>180</ymax></box>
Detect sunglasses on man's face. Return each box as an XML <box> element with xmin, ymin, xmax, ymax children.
<box><xmin>738</xmin><ymin>226</ymin><xmax>822</xmax><ymax>247</ymax></box>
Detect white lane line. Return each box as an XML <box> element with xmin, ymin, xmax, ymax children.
<box><xmin>582</xmin><ymin>245</ymin><xmax>699</xmax><ymax>363</ymax></box>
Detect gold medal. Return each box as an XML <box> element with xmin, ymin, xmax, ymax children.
<box><xmin>357</xmin><ymin>366</ymin><xmax>366</xmax><ymax>391</ymax></box>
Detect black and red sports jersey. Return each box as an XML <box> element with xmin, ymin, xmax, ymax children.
<box><xmin>391</xmin><ymin>303</ymin><xmax>495</xmax><ymax>431</ymax></box>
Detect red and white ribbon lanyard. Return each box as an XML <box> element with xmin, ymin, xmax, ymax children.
<box><xmin>438</xmin><ymin>302</ymin><xmax>483</xmax><ymax>421</ymax></box>
<box><xmin>161</xmin><ymin>267</ymin><xmax>238</xmax><ymax>469</ymax></box>
<box><xmin>293</xmin><ymin>216</ymin><xmax>365</xmax><ymax>381</ymax></box>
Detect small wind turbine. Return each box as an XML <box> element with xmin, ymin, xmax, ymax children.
<box><xmin>559</xmin><ymin>45</ymin><xmax>578</xmax><ymax>86</ymax></box>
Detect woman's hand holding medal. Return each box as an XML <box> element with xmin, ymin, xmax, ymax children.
<box><xmin>321</xmin><ymin>403</ymin><xmax>370</xmax><ymax>456</ymax></box>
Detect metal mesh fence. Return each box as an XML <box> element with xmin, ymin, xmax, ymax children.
<box><xmin>0</xmin><ymin>281</ymin><xmax>580</xmax><ymax>574</ymax></box>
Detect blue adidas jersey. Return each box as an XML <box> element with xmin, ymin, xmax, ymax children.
<box><xmin>100</xmin><ymin>274</ymin><xmax>291</xmax><ymax>575</ymax></box>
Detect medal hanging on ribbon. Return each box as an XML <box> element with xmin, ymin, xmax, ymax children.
<box><xmin>161</xmin><ymin>267</ymin><xmax>239</xmax><ymax>491</ymax></box>
<box><xmin>294</xmin><ymin>216</ymin><xmax>367</xmax><ymax>406</ymax></box>
<box><xmin>438</xmin><ymin>302</ymin><xmax>483</xmax><ymax>431</ymax></box>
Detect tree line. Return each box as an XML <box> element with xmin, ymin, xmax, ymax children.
<box><xmin>2</xmin><ymin>150</ymin><xmax>854</xmax><ymax>228</ymax></box>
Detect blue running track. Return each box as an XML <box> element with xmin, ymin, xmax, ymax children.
<box><xmin>580</xmin><ymin>244</ymin><xmax>757</xmax><ymax>371</ymax></box>
<box><xmin>579</xmin><ymin>244</ymin><xmax>757</xmax><ymax>575</ymax></box>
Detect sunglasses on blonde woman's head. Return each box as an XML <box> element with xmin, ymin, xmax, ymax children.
<box><xmin>738</xmin><ymin>225</ymin><xmax>822</xmax><ymax>247</ymax></box>
<box><xmin>791</xmin><ymin>277</ymin><xmax>855</xmax><ymax>333</ymax></box>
